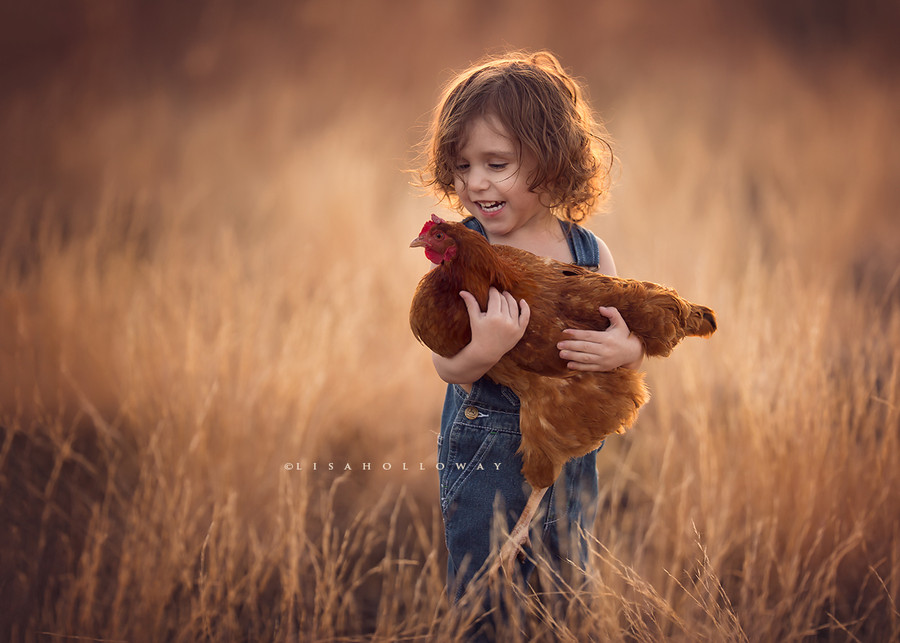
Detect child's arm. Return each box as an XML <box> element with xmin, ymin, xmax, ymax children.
<box><xmin>557</xmin><ymin>237</ymin><xmax>644</xmax><ymax>372</ymax></box>
<box><xmin>432</xmin><ymin>287</ymin><xmax>530</xmax><ymax>386</ymax></box>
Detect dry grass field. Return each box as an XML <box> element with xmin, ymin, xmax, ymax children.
<box><xmin>2</xmin><ymin>2</ymin><xmax>899</xmax><ymax>641</ymax></box>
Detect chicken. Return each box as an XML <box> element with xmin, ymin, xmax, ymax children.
<box><xmin>409</xmin><ymin>214</ymin><xmax>717</xmax><ymax>570</ymax></box>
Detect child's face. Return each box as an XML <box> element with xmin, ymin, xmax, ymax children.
<box><xmin>453</xmin><ymin>115</ymin><xmax>550</xmax><ymax>238</ymax></box>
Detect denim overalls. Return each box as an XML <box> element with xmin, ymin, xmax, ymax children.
<box><xmin>438</xmin><ymin>216</ymin><xmax>603</xmax><ymax>602</ymax></box>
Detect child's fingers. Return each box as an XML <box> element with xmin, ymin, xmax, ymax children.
<box><xmin>561</xmin><ymin>328</ymin><xmax>603</xmax><ymax>342</ymax></box>
<box><xmin>500</xmin><ymin>290</ymin><xmax>519</xmax><ymax>318</ymax></box>
<box><xmin>486</xmin><ymin>287</ymin><xmax>502</xmax><ymax>314</ymax></box>
<box><xmin>459</xmin><ymin>290</ymin><xmax>482</xmax><ymax>318</ymax></box>
<box><xmin>598</xmin><ymin>306</ymin><xmax>627</xmax><ymax>329</ymax></box>
<box><xmin>558</xmin><ymin>339</ymin><xmax>598</xmax><ymax>354</ymax></box>
<box><xmin>496</xmin><ymin>289</ymin><xmax>512</xmax><ymax>316</ymax></box>
<box><xmin>518</xmin><ymin>298</ymin><xmax>530</xmax><ymax>328</ymax></box>
<box><xmin>564</xmin><ymin>359</ymin><xmax>606</xmax><ymax>372</ymax></box>
<box><xmin>558</xmin><ymin>333</ymin><xmax>619</xmax><ymax>371</ymax></box>
<box><xmin>561</xmin><ymin>349</ymin><xmax>615</xmax><ymax>371</ymax></box>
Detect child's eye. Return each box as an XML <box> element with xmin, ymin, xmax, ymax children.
<box><xmin>455</xmin><ymin>163</ymin><xmax>470</xmax><ymax>172</ymax></box>
<box><xmin>489</xmin><ymin>163</ymin><xmax>508</xmax><ymax>170</ymax></box>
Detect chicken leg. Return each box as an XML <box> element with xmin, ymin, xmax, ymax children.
<box><xmin>497</xmin><ymin>486</ymin><xmax>548</xmax><ymax>575</ymax></box>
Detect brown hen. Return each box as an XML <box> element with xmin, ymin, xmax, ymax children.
<box><xmin>410</xmin><ymin>214</ymin><xmax>717</xmax><ymax>570</ymax></box>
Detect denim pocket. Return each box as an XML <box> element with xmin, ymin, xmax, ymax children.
<box><xmin>441</xmin><ymin>387</ymin><xmax>521</xmax><ymax>511</ymax></box>
<box><xmin>441</xmin><ymin>422</ymin><xmax>499</xmax><ymax>514</ymax></box>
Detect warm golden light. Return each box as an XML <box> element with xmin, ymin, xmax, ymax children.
<box><xmin>1</xmin><ymin>2</ymin><xmax>898</xmax><ymax>640</ymax></box>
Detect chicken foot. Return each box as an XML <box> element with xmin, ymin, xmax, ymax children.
<box><xmin>497</xmin><ymin>486</ymin><xmax>548</xmax><ymax>575</ymax></box>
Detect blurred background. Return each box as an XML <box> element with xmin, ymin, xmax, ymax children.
<box><xmin>2</xmin><ymin>1</ymin><xmax>899</xmax><ymax>641</ymax></box>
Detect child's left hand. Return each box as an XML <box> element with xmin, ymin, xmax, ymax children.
<box><xmin>558</xmin><ymin>306</ymin><xmax>644</xmax><ymax>371</ymax></box>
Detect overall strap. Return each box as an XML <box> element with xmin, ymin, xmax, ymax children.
<box><xmin>560</xmin><ymin>220</ymin><xmax>600</xmax><ymax>270</ymax></box>
<box><xmin>462</xmin><ymin>216</ymin><xmax>600</xmax><ymax>270</ymax></box>
<box><xmin>463</xmin><ymin>216</ymin><xmax>487</xmax><ymax>236</ymax></box>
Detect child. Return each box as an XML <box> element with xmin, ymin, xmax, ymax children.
<box><xmin>419</xmin><ymin>51</ymin><xmax>643</xmax><ymax>603</ymax></box>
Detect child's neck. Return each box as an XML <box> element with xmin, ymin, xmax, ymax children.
<box><xmin>486</xmin><ymin>214</ymin><xmax>573</xmax><ymax>263</ymax></box>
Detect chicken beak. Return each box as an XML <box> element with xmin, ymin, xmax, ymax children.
<box><xmin>410</xmin><ymin>235</ymin><xmax>426</xmax><ymax>248</ymax></box>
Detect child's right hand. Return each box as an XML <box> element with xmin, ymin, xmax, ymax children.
<box><xmin>460</xmin><ymin>288</ymin><xmax>530</xmax><ymax>363</ymax></box>
<box><xmin>430</xmin><ymin>288</ymin><xmax>529</xmax><ymax>387</ymax></box>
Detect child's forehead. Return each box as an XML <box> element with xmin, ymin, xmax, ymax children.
<box><xmin>459</xmin><ymin>114</ymin><xmax>518</xmax><ymax>154</ymax></box>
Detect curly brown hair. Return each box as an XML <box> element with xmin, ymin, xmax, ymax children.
<box><xmin>420</xmin><ymin>51</ymin><xmax>614</xmax><ymax>223</ymax></box>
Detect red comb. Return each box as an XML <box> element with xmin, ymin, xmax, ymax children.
<box><xmin>419</xmin><ymin>214</ymin><xmax>445</xmax><ymax>236</ymax></box>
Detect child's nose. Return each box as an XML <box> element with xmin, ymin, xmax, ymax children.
<box><xmin>468</xmin><ymin>167</ymin><xmax>491</xmax><ymax>191</ymax></box>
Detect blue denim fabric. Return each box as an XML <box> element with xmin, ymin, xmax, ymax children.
<box><xmin>439</xmin><ymin>217</ymin><xmax>603</xmax><ymax>602</ymax></box>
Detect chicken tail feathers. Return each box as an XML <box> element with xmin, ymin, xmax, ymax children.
<box><xmin>686</xmin><ymin>304</ymin><xmax>717</xmax><ymax>338</ymax></box>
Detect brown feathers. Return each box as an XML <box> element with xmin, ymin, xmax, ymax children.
<box><xmin>410</xmin><ymin>218</ymin><xmax>716</xmax><ymax>489</ymax></box>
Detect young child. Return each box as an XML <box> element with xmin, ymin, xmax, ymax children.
<box><xmin>419</xmin><ymin>51</ymin><xmax>643</xmax><ymax>603</ymax></box>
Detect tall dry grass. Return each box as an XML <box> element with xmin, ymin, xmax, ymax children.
<box><xmin>2</xmin><ymin>2</ymin><xmax>899</xmax><ymax>641</ymax></box>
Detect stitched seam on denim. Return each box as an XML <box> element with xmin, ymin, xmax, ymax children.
<box><xmin>500</xmin><ymin>387</ymin><xmax>521</xmax><ymax>407</ymax></box>
<box><xmin>464</xmin><ymin>388</ymin><xmax>519</xmax><ymax>412</ymax></box>
<box><xmin>567</xmin><ymin>456</ymin><xmax>588</xmax><ymax>519</ymax></box>
<box><xmin>544</xmin><ymin>481</ymin><xmax>559</xmax><ymax>527</ymax></box>
<box><xmin>565</xmin><ymin>484</ymin><xmax>578</xmax><ymax>521</ymax></box>
<box><xmin>437</xmin><ymin>435</ymin><xmax>449</xmax><ymax>507</ymax></box>
<box><xmin>441</xmin><ymin>428</ymin><xmax>499</xmax><ymax>514</ymax></box>
<box><xmin>455</xmin><ymin>421</ymin><xmax>519</xmax><ymax>436</ymax></box>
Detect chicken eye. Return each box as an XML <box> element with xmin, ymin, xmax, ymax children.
<box><xmin>434</xmin><ymin>232</ymin><xmax>444</xmax><ymax>240</ymax></box>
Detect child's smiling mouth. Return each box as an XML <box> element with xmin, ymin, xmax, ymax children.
<box><xmin>477</xmin><ymin>201</ymin><xmax>506</xmax><ymax>214</ymax></box>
